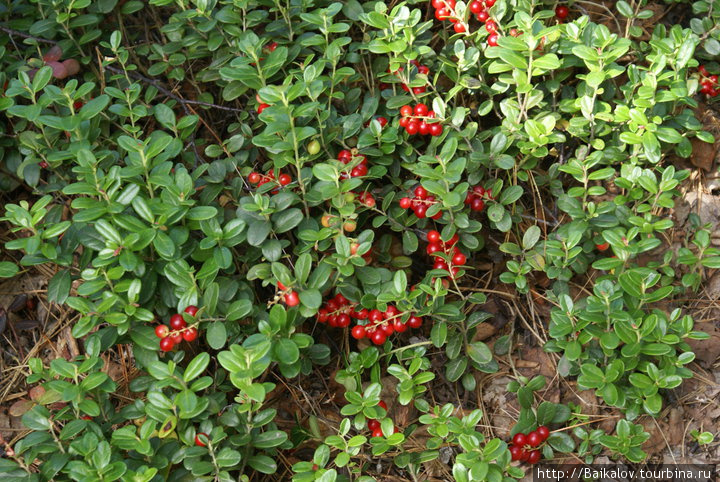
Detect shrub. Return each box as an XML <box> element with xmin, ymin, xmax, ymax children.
<box><xmin>0</xmin><ymin>0</ymin><xmax>715</xmax><ymax>480</ymax></box>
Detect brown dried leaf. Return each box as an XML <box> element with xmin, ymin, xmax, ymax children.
<box><xmin>8</xmin><ymin>399</ymin><xmax>34</xmax><ymax>417</ymax></box>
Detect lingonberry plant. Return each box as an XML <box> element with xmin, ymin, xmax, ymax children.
<box><xmin>0</xmin><ymin>0</ymin><xmax>716</xmax><ymax>479</ymax></box>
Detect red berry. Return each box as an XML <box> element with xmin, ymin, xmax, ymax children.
<box><xmin>195</xmin><ymin>433</ymin><xmax>209</xmax><ymax>447</ymax></box>
<box><xmin>414</xmin><ymin>103</ymin><xmax>429</xmax><ymax>116</ymax></box>
<box><xmin>435</xmin><ymin>7</ymin><xmax>450</xmax><ymax>20</ymax></box>
<box><xmin>414</xmin><ymin>185</ymin><xmax>428</xmax><ymax>199</ymax></box>
<box><xmin>596</xmin><ymin>242</ymin><xmax>610</xmax><ymax>251</ymax></box>
<box><xmin>400</xmin><ymin>197</ymin><xmax>412</xmax><ymax>209</ymax></box>
<box><xmin>170</xmin><ymin>314</ymin><xmax>186</xmax><ymax>330</ymax></box>
<box><xmin>512</xmin><ymin>433</ymin><xmax>527</xmax><ymax>447</ymax></box>
<box><xmin>369</xmin><ymin>309</ymin><xmax>384</xmax><ymax>322</ymax></box>
<box><xmin>399</xmin><ymin>117</ymin><xmax>410</xmax><ymax>128</ymax></box>
<box><xmin>351</xmin><ymin>325</ymin><xmax>366</xmax><ymax>339</ymax></box>
<box><xmin>360</xmin><ymin>193</ymin><xmax>376</xmax><ymax>208</ymax></box>
<box><xmin>711</xmin><ymin>75</ymin><xmax>719</xmax><ymax>84</ymax></box>
<box><xmin>485</xmin><ymin>0</ymin><xmax>495</xmax><ymax>5</ymax></box>
<box><xmin>381</xmin><ymin>322</ymin><xmax>395</xmax><ymax>335</ymax></box>
<box><xmin>355</xmin><ymin>308</ymin><xmax>369</xmax><ymax>319</ymax></box>
<box><xmin>371</xmin><ymin>330</ymin><xmax>387</xmax><ymax>345</ymax></box>
<box><xmin>352</xmin><ymin>164</ymin><xmax>368</xmax><ymax>177</ymax></box>
<box><xmin>368</xmin><ymin>419</ymin><xmax>380</xmax><ymax>430</ymax></box>
<box><xmin>400</xmin><ymin>105</ymin><xmax>413</xmax><ymax>117</ymax></box>
<box><xmin>485</xmin><ymin>19</ymin><xmax>497</xmax><ymax>32</ymax></box>
<box><xmin>378</xmin><ymin>400</ymin><xmax>388</xmax><ymax>410</ymax></box>
<box><xmin>285</xmin><ymin>291</ymin><xmax>300</xmax><ymax>307</ymax></box>
<box><xmin>427</xmin><ymin>230</ymin><xmax>441</xmax><ymax>243</ymax></box>
<box><xmin>338</xmin><ymin>149</ymin><xmax>352</xmax><ymax>161</ymax></box>
<box><xmin>429</xmin><ymin>123</ymin><xmax>443</xmax><ymax>136</ymax></box>
<box><xmin>452</xmin><ymin>252</ymin><xmax>467</xmax><ymax>265</ymax></box>
<box><xmin>536</xmin><ymin>426</ymin><xmax>550</xmax><ymax>440</ymax></box>
<box><xmin>509</xmin><ymin>28</ymin><xmax>520</xmax><ymax>37</ymax></box>
<box><xmin>453</xmin><ymin>23</ymin><xmax>466</xmax><ymax>33</ymax></box>
<box><xmin>337</xmin><ymin>314</ymin><xmax>351</xmax><ymax>327</ymax></box>
<box><xmin>469</xmin><ymin>1</ymin><xmax>483</xmax><ymax>14</ymax></box>
<box><xmin>317</xmin><ymin>308</ymin><xmax>329</xmax><ymax>323</ymax></box>
<box><xmin>414</xmin><ymin>204</ymin><xmax>428</xmax><ymax>218</ymax></box>
<box><xmin>372</xmin><ymin>427</ymin><xmax>384</xmax><ymax>438</ymax></box>
<box><xmin>39</xmin><ymin>161</ymin><xmax>49</xmax><ymax>168</ymax></box>
<box><xmin>257</xmin><ymin>103</ymin><xmax>269</xmax><ymax>114</ymax></box>
<box><xmin>473</xmin><ymin>185</ymin><xmax>486</xmax><ymax>196</ymax></box>
<box><xmin>170</xmin><ymin>333</ymin><xmax>183</xmax><ymax>345</ymax></box>
<box><xmin>385</xmin><ymin>305</ymin><xmax>399</xmax><ymax>317</ymax></box>
<box><xmin>249</xmin><ymin>172</ymin><xmax>261</xmax><ymax>184</ymax></box>
<box><xmin>432</xmin><ymin>0</ymin><xmax>444</xmax><ymax>8</ymax></box>
<box><xmin>527</xmin><ymin>450</ymin><xmax>541</xmax><ymax>464</ymax></box>
<box><xmin>183</xmin><ymin>327</ymin><xmax>198</xmax><ymax>342</ymax></box>
<box><xmin>699</xmin><ymin>65</ymin><xmax>708</xmax><ymax>76</ymax></box>
<box><xmin>407</xmin><ymin>316</ymin><xmax>422</xmax><ymax>329</ymax></box>
<box><xmin>476</xmin><ymin>11</ymin><xmax>489</xmax><ymax>22</ymax></box>
<box><xmin>419</xmin><ymin>121</ymin><xmax>430</xmax><ymax>135</ymax></box>
<box><xmin>81</xmin><ymin>415</ymin><xmax>92</xmax><ymax>420</ymax></box>
<box><xmin>412</xmin><ymin>86</ymin><xmax>426</xmax><ymax>94</ymax></box>
<box><xmin>279</xmin><ymin>174</ymin><xmax>292</xmax><ymax>186</ymax></box>
<box><xmin>470</xmin><ymin>197</ymin><xmax>485</xmax><ymax>212</ymax></box>
<box><xmin>418</xmin><ymin>65</ymin><xmax>430</xmax><ymax>75</ymax></box>
<box><xmin>406</xmin><ymin>121</ymin><xmax>419</xmax><ymax>135</ymax></box>
<box><xmin>427</xmin><ymin>242</ymin><xmax>442</xmax><ymax>255</ymax></box>
<box><xmin>393</xmin><ymin>319</ymin><xmax>408</xmax><ymax>332</ymax></box>
<box><xmin>376</xmin><ymin>116</ymin><xmax>388</xmax><ymax>127</ymax></box>
<box><xmin>155</xmin><ymin>325</ymin><xmax>169</xmax><ymax>338</ymax></box>
<box><xmin>527</xmin><ymin>431</ymin><xmax>542</xmax><ymax>447</ymax></box>
<box><xmin>160</xmin><ymin>337</ymin><xmax>174</xmax><ymax>352</ymax></box>
<box><xmin>487</xmin><ymin>34</ymin><xmax>499</xmax><ymax>46</ymax></box>
<box><xmin>555</xmin><ymin>5</ymin><xmax>569</xmax><ymax>19</ymax></box>
<box><xmin>509</xmin><ymin>445</ymin><xmax>523</xmax><ymax>461</ymax></box>
<box><xmin>184</xmin><ymin>305</ymin><xmax>198</xmax><ymax>316</ymax></box>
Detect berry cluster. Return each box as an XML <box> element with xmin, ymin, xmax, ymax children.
<box><xmin>398</xmin><ymin>103</ymin><xmax>444</xmax><ymax>137</ymax></box>
<box><xmin>508</xmin><ymin>426</ymin><xmax>550</xmax><ymax>464</ymax></box>
<box><xmin>368</xmin><ymin>401</ymin><xmax>401</xmax><ymax>438</ymax></box>
<box><xmin>321</xmin><ymin>214</ymin><xmax>357</xmax><ymax>233</ymax></box>
<box><xmin>337</xmin><ymin>149</ymin><xmax>369</xmax><ymax>178</ymax></box>
<box><xmin>248</xmin><ymin>170</ymin><xmax>293</xmax><ymax>191</ymax></box>
<box><xmin>154</xmin><ymin>306</ymin><xmax>199</xmax><ymax>352</ymax></box>
<box><xmin>464</xmin><ymin>185</ymin><xmax>493</xmax><ymax>212</ymax></box>
<box><xmin>384</xmin><ymin>60</ymin><xmax>430</xmax><ymax>94</ymax></box>
<box><xmin>699</xmin><ymin>66</ymin><xmax>720</xmax><ymax>97</ymax></box>
<box><xmin>277</xmin><ymin>282</ymin><xmax>300</xmax><ymax>307</ymax></box>
<box><xmin>316</xmin><ymin>294</ymin><xmax>423</xmax><ymax>345</ymax></box>
<box><xmin>399</xmin><ymin>185</ymin><xmax>442</xmax><ymax>219</ymax></box>
<box><xmin>28</xmin><ymin>45</ymin><xmax>80</xmax><ymax>81</ymax></box>
<box><xmin>426</xmin><ymin>230</ymin><xmax>467</xmax><ymax>278</ymax></box>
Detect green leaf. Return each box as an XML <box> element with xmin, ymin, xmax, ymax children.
<box><xmin>274</xmin><ymin>338</ymin><xmax>299</xmax><ymax>365</ymax></box>
<box><xmin>206</xmin><ymin>322</ymin><xmax>227</xmax><ymax>350</ymax></box>
<box><xmin>184</xmin><ymin>353</ymin><xmax>210</xmax><ymax>382</ymax></box>
<box><xmin>47</xmin><ymin>270</ymin><xmax>71</xmax><ymax>304</ymax></box>
<box><xmin>548</xmin><ymin>432</ymin><xmax>575</xmax><ymax>453</ymax></box>
<box><xmin>467</xmin><ymin>342</ymin><xmax>492</xmax><ymax>364</ymax></box>
<box><xmin>0</xmin><ymin>262</ymin><xmax>19</xmax><ymax>278</ymax></box>
<box><xmin>254</xmin><ymin>430</ymin><xmax>289</xmax><ymax>448</ymax></box>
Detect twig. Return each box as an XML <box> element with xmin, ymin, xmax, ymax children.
<box><xmin>103</xmin><ymin>64</ymin><xmax>246</xmax><ymax>114</ymax></box>
<box><xmin>0</xmin><ymin>26</ymin><xmax>58</xmax><ymax>45</ymax></box>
